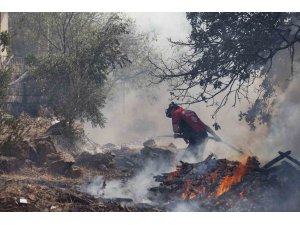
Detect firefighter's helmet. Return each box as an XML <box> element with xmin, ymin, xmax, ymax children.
<box><xmin>165</xmin><ymin>102</ymin><xmax>179</xmax><ymax>118</ymax></box>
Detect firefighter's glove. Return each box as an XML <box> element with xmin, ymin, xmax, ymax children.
<box><xmin>174</xmin><ymin>133</ymin><xmax>183</xmax><ymax>139</ymax></box>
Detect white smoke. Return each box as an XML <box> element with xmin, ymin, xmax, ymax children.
<box><xmin>251</xmin><ymin>46</ymin><xmax>300</xmax><ymax>161</ymax></box>
<box><xmin>82</xmin><ymin>158</ymin><xmax>175</xmax><ymax>203</ymax></box>
<box><xmin>84</xmin><ymin>12</ymin><xmax>191</xmax><ymax>148</ymax></box>
<box><xmin>263</xmin><ymin>74</ymin><xmax>300</xmax><ymax>159</ymax></box>
<box><xmin>84</xmin><ymin>13</ymin><xmax>300</xmax><ymax>166</ymax></box>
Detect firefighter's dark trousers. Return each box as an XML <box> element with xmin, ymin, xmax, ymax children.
<box><xmin>186</xmin><ymin>131</ymin><xmax>208</xmax><ymax>160</ymax></box>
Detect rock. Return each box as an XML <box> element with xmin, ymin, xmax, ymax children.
<box><xmin>0</xmin><ymin>140</ymin><xmax>36</xmax><ymax>161</ymax></box>
<box><xmin>0</xmin><ymin>136</ymin><xmax>57</xmax><ymax>166</ymax></box>
<box><xmin>140</xmin><ymin>146</ymin><xmax>174</xmax><ymax>163</ymax></box>
<box><xmin>143</xmin><ymin>139</ymin><xmax>157</xmax><ymax>148</ymax></box>
<box><xmin>102</xmin><ymin>143</ymin><xmax>118</xmax><ymax>151</ymax></box>
<box><xmin>75</xmin><ymin>151</ymin><xmax>115</xmax><ymax>170</ymax></box>
<box><xmin>0</xmin><ymin>156</ymin><xmax>24</xmax><ymax>173</ymax></box>
<box><xmin>46</xmin><ymin>152</ymin><xmax>75</xmax><ymax>175</ymax></box>
<box><xmin>69</xmin><ymin>166</ymin><xmax>83</xmax><ymax>178</ymax></box>
<box><xmin>46</xmin><ymin>121</ymin><xmax>65</xmax><ymax>135</ymax></box>
<box><xmin>120</xmin><ymin>144</ymin><xmax>131</xmax><ymax>151</ymax></box>
<box><xmin>156</xmin><ymin>143</ymin><xmax>178</xmax><ymax>152</ymax></box>
<box><xmin>33</xmin><ymin>136</ymin><xmax>57</xmax><ymax>165</ymax></box>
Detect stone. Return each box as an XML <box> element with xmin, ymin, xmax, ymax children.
<box><xmin>102</xmin><ymin>143</ymin><xmax>118</xmax><ymax>151</ymax></box>
<box><xmin>69</xmin><ymin>166</ymin><xmax>83</xmax><ymax>178</ymax></box>
<box><xmin>33</xmin><ymin>136</ymin><xmax>57</xmax><ymax>165</ymax></box>
<box><xmin>76</xmin><ymin>151</ymin><xmax>114</xmax><ymax>170</ymax></box>
<box><xmin>0</xmin><ymin>156</ymin><xmax>24</xmax><ymax>173</ymax></box>
<box><xmin>140</xmin><ymin>146</ymin><xmax>174</xmax><ymax>163</ymax></box>
<box><xmin>0</xmin><ymin>140</ymin><xmax>36</xmax><ymax>160</ymax></box>
<box><xmin>143</xmin><ymin>139</ymin><xmax>157</xmax><ymax>148</ymax></box>
<box><xmin>46</xmin><ymin>152</ymin><xmax>75</xmax><ymax>175</ymax></box>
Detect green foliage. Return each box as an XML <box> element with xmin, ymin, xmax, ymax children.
<box><xmin>0</xmin><ymin>68</ymin><xmax>11</xmax><ymax>106</ymax></box>
<box><xmin>24</xmin><ymin>53</ymin><xmax>37</xmax><ymax>66</ymax></box>
<box><xmin>0</xmin><ymin>31</ymin><xmax>10</xmax><ymax>52</ymax></box>
<box><xmin>0</xmin><ymin>31</ymin><xmax>12</xmax><ymax>107</ymax></box>
<box><xmin>0</xmin><ymin>112</ymin><xmax>30</xmax><ymax>152</ymax></box>
<box><xmin>30</xmin><ymin>13</ymin><xmax>132</xmax><ymax>127</ymax></box>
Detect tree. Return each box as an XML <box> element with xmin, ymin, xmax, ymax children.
<box><xmin>150</xmin><ymin>12</ymin><xmax>300</xmax><ymax>129</ymax></box>
<box><xmin>0</xmin><ymin>31</ymin><xmax>10</xmax><ymax>53</ymax></box>
<box><xmin>0</xmin><ymin>31</ymin><xmax>11</xmax><ymax>107</ymax></box>
<box><xmin>19</xmin><ymin>13</ymin><xmax>132</xmax><ymax>127</ymax></box>
<box><xmin>105</xmin><ymin>19</ymin><xmax>159</xmax><ymax>109</ymax></box>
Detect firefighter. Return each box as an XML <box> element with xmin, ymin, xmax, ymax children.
<box><xmin>165</xmin><ymin>102</ymin><xmax>221</xmax><ymax>160</ymax></box>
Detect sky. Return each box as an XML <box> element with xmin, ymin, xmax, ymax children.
<box><xmin>3</xmin><ymin>0</ymin><xmax>300</xmax><ymax>12</ymax></box>
<box><xmin>128</xmin><ymin>12</ymin><xmax>191</xmax><ymax>48</ymax></box>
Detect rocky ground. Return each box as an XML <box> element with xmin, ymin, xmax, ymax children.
<box><xmin>0</xmin><ymin>116</ymin><xmax>175</xmax><ymax>212</ymax></box>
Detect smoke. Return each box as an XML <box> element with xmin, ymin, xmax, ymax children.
<box><xmin>84</xmin><ymin>13</ymin><xmax>300</xmax><ymax>164</ymax></box>
<box><xmin>262</xmin><ymin>69</ymin><xmax>300</xmax><ymax>159</ymax></box>
<box><xmin>84</xmin><ymin>83</ymin><xmax>181</xmax><ymax>146</ymax></box>
<box><xmin>169</xmin><ymin>202</ymin><xmax>206</xmax><ymax>212</ymax></box>
<box><xmin>84</xmin><ymin>12</ymin><xmax>191</xmax><ymax>148</ymax></box>
<box><xmin>82</xmin><ymin>12</ymin><xmax>270</xmax><ymax>161</ymax></box>
<box><xmin>127</xmin><ymin>12</ymin><xmax>191</xmax><ymax>50</ymax></box>
<box><xmin>251</xmin><ymin>45</ymin><xmax>300</xmax><ymax>161</ymax></box>
<box><xmin>82</xmin><ymin>158</ymin><xmax>175</xmax><ymax>203</ymax></box>
<box><xmin>81</xmin><ymin>14</ymin><xmax>300</xmax><ymax>212</ymax></box>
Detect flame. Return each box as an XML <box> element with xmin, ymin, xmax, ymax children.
<box><xmin>167</xmin><ymin>171</ymin><xmax>179</xmax><ymax>180</ymax></box>
<box><xmin>181</xmin><ymin>180</ymin><xmax>192</xmax><ymax>200</ymax></box>
<box><xmin>215</xmin><ymin>157</ymin><xmax>249</xmax><ymax>198</ymax></box>
<box><xmin>239</xmin><ymin>191</ymin><xmax>245</xmax><ymax>198</ymax></box>
<box><xmin>208</xmin><ymin>171</ymin><xmax>219</xmax><ymax>183</ymax></box>
<box><xmin>189</xmin><ymin>192</ymin><xmax>196</xmax><ymax>200</ymax></box>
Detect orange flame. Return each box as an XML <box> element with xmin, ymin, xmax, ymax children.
<box><xmin>189</xmin><ymin>192</ymin><xmax>196</xmax><ymax>200</ymax></box>
<box><xmin>215</xmin><ymin>157</ymin><xmax>248</xmax><ymax>198</ymax></box>
<box><xmin>181</xmin><ymin>180</ymin><xmax>192</xmax><ymax>200</ymax></box>
<box><xmin>167</xmin><ymin>171</ymin><xmax>179</xmax><ymax>180</ymax></box>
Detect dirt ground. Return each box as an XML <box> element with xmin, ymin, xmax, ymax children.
<box><xmin>0</xmin><ymin>116</ymin><xmax>163</xmax><ymax>212</ymax></box>
<box><xmin>0</xmin><ymin>166</ymin><xmax>160</xmax><ymax>212</ymax></box>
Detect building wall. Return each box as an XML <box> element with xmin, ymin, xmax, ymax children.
<box><xmin>4</xmin><ymin>73</ymin><xmax>46</xmax><ymax>116</ymax></box>
<box><xmin>0</xmin><ymin>12</ymin><xmax>9</xmax><ymax>57</ymax></box>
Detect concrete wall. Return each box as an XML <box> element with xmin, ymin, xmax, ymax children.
<box><xmin>0</xmin><ymin>12</ymin><xmax>8</xmax><ymax>57</ymax></box>
<box><xmin>4</xmin><ymin>73</ymin><xmax>46</xmax><ymax>116</ymax></box>
<box><xmin>0</xmin><ymin>12</ymin><xmax>8</xmax><ymax>32</ymax></box>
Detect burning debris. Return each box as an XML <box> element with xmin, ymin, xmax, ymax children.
<box><xmin>149</xmin><ymin>151</ymin><xmax>300</xmax><ymax>211</ymax></box>
<box><xmin>1</xmin><ymin>116</ymin><xmax>299</xmax><ymax>212</ymax></box>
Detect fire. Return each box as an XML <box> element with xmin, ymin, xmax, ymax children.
<box><xmin>208</xmin><ymin>171</ymin><xmax>218</xmax><ymax>183</ymax></box>
<box><xmin>215</xmin><ymin>157</ymin><xmax>249</xmax><ymax>198</ymax></box>
<box><xmin>167</xmin><ymin>171</ymin><xmax>179</xmax><ymax>180</ymax></box>
<box><xmin>181</xmin><ymin>180</ymin><xmax>192</xmax><ymax>200</ymax></box>
<box><xmin>189</xmin><ymin>192</ymin><xmax>196</xmax><ymax>200</ymax></box>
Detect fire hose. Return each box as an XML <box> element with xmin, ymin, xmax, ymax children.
<box><xmin>154</xmin><ymin>134</ymin><xmax>244</xmax><ymax>155</ymax></box>
<box><xmin>207</xmin><ymin>136</ymin><xmax>244</xmax><ymax>155</ymax></box>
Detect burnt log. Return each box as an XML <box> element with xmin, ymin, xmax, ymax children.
<box><xmin>278</xmin><ymin>151</ymin><xmax>300</xmax><ymax>168</ymax></box>
<box><xmin>262</xmin><ymin>150</ymin><xmax>291</xmax><ymax>169</ymax></box>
